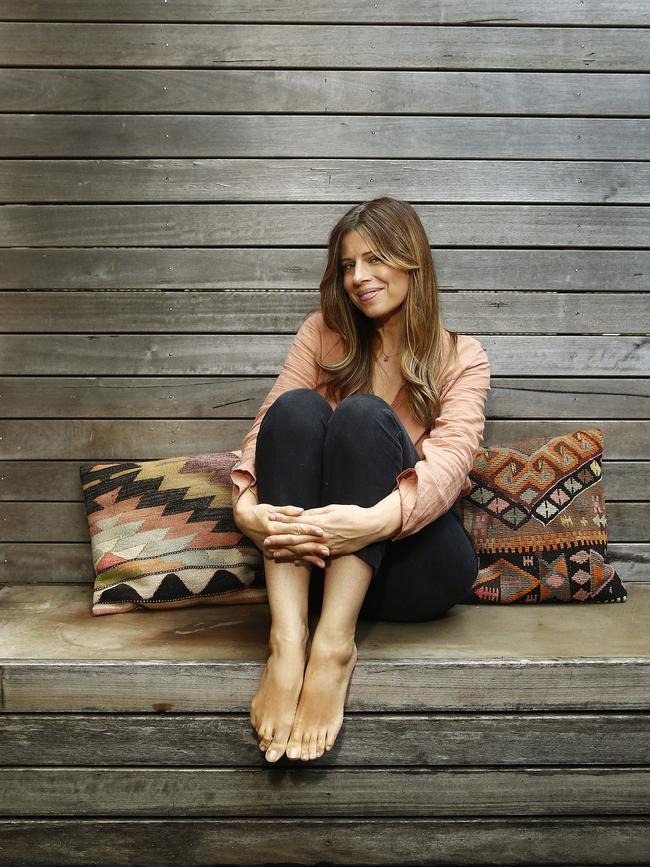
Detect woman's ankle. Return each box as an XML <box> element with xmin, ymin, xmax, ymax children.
<box><xmin>269</xmin><ymin>623</ymin><xmax>309</xmax><ymax>649</ymax></box>
<box><xmin>311</xmin><ymin>623</ymin><xmax>356</xmax><ymax>656</ymax></box>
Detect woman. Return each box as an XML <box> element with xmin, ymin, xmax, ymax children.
<box><xmin>230</xmin><ymin>196</ymin><xmax>491</xmax><ymax>765</ymax></box>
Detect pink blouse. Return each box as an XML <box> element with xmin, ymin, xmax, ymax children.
<box><xmin>230</xmin><ymin>310</ymin><xmax>491</xmax><ymax>542</ymax></box>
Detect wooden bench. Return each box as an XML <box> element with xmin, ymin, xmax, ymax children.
<box><xmin>0</xmin><ymin>582</ymin><xmax>649</xmax><ymax>865</ymax></box>
<box><xmin>1</xmin><ymin>1</ymin><xmax>649</xmax><ymax>864</ymax></box>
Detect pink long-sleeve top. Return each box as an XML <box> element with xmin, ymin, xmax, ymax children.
<box><xmin>230</xmin><ymin>310</ymin><xmax>491</xmax><ymax>542</ymax></box>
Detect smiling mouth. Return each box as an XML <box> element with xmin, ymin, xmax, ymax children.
<box><xmin>358</xmin><ymin>288</ymin><xmax>382</xmax><ymax>300</ymax></box>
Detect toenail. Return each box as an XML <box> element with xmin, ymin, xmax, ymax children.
<box><xmin>287</xmin><ymin>747</ymin><xmax>299</xmax><ymax>758</ymax></box>
<box><xmin>267</xmin><ymin>750</ymin><xmax>278</xmax><ymax>761</ymax></box>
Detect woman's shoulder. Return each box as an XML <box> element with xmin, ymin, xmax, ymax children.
<box><xmin>300</xmin><ymin>309</ymin><xmax>344</xmax><ymax>356</ymax></box>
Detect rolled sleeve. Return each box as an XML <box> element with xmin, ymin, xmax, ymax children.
<box><xmin>389</xmin><ymin>339</ymin><xmax>491</xmax><ymax>542</ymax></box>
<box><xmin>230</xmin><ymin>311</ymin><xmax>322</xmax><ymax>510</ymax></box>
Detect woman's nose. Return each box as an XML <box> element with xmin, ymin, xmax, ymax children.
<box><xmin>353</xmin><ymin>262</ymin><xmax>371</xmax><ymax>283</ymax></box>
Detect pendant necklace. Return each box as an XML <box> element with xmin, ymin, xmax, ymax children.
<box><xmin>379</xmin><ymin>343</ymin><xmax>400</xmax><ymax>362</ymax></box>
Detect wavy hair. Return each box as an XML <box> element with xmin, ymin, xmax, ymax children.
<box><xmin>307</xmin><ymin>196</ymin><xmax>461</xmax><ymax>429</ymax></box>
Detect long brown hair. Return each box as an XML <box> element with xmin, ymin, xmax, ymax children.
<box><xmin>307</xmin><ymin>196</ymin><xmax>461</xmax><ymax>429</ymax></box>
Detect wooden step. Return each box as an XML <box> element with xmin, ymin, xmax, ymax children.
<box><xmin>0</xmin><ymin>583</ymin><xmax>648</xmax><ymax>712</ymax></box>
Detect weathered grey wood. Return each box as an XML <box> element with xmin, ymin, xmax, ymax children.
<box><xmin>1</xmin><ymin>70</ymin><xmax>647</xmax><ymax>115</ymax></box>
<box><xmin>5</xmin><ymin>659</ymin><xmax>647</xmax><ymax>712</ymax></box>
<box><xmin>0</xmin><ymin>712</ymin><xmax>647</xmax><ymax>767</ymax></box>
<box><xmin>0</xmin><ymin>817</ymin><xmax>647</xmax><ymax>867</ymax></box>
<box><xmin>3</xmin><ymin>290</ymin><xmax>650</xmax><ymax>332</ymax></box>
<box><xmin>0</xmin><ymin>582</ymin><xmax>647</xmax><ymax>711</ymax></box>
<box><xmin>2</xmin><ymin>159</ymin><xmax>649</xmax><ymax>203</ymax></box>
<box><xmin>1</xmin><ymin>204</ymin><xmax>649</xmax><ymax>247</ymax></box>
<box><xmin>2</xmin><ymin>249</ymin><xmax>648</xmax><ymax>290</ymax></box>
<box><xmin>0</xmin><ymin>501</ymin><xmax>644</xmax><ymax>544</ymax></box>
<box><xmin>0</xmin><ymin>24</ymin><xmax>648</xmax><ymax>70</ymax></box>
<box><xmin>3</xmin><ymin>115</ymin><xmax>649</xmax><ymax>159</ymax></box>
<box><xmin>2</xmin><ymin>0</ymin><xmax>647</xmax><ymax>25</ymax></box>
<box><xmin>1</xmin><ymin>335</ymin><xmax>649</xmax><ymax>376</ymax></box>
<box><xmin>0</xmin><ymin>420</ymin><xmax>646</xmax><ymax>462</ymax></box>
<box><xmin>1</xmin><ymin>377</ymin><xmax>649</xmax><ymax>421</ymax></box>
<box><xmin>0</xmin><ymin>766</ymin><xmax>648</xmax><ymax>817</ymax></box>
<box><xmin>0</xmin><ymin>542</ymin><xmax>646</xmax><ymax>585</ymax></box>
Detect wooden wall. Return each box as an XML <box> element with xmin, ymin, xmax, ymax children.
<box><xmin>0</xmin><ymin>1</ymin><xmax>648</xmax><ymax>586</ymax></box>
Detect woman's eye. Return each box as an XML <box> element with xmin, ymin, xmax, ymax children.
<box><xmin>342</xmin><ymin>257</ymin><xmax>380</xmax><ymax>270</ymax></box>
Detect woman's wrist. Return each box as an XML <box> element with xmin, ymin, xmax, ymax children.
<box><xmin>367</xmin><ymin>490</ymin><xmax>403</xmax><ymax>542</ymax></box>
<box><xmin>233</xmin><ymin>487</ymin><xmax>259</xmax><ymax>525</ymax></box>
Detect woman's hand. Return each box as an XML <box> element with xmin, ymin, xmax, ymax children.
<box><xmin>234</xmin><ymin>502</ymin><xmax>330</xmax><ymax>569</ymax></box>
<box><xmin>264</xmin><ymin>503</ymin><xmax>379</xmax><ymax>562</ymax></box>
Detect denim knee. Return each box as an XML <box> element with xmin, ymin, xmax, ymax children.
<box><xmin>326</xmin><ymin>393</ymin><xmax>402</xmax><ymax>445</ymax></box>
<box><xmin>261</xmin><ymin>388</ymin><xmax>331</xmax><ymax>432</ymax></box>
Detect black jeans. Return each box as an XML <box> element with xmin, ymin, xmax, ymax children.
<box><xmin>255</xmin><ymin>388</ymin><xmax>478</xmax><ymax>623</ymax></box>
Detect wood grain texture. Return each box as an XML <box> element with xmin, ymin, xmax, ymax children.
<box><xmin>1</xmin><ymin>0</ymin><xmax>647</xmax><ymax>25</ymax></box>
<box><xmin>1</xmin><ymin>205</ymin><xmax>649</xmax><ymax>247</ymax></box>
<box><xmin>0</xmin><ymin>24</ymin><xmax>647</xmax><ymax>70</ymax></box>
<box><xmin>2</xmin><ymin>116</ymin><xmax>649</xmax><ymax>159</ymax></box>
<box><xmin>0</xmin><ymin>767</ymin><xmax>648</xmax><ymax>817</ymax></box>
<box><xmin>2</xmin><ymin>159</ymin><xmax>649</xmax><ymax>202</ymax></box>
<box><xmin>0</xmin><ymin>712</ymin><xmax>647</xmax><ymax>767</ymax></box>
<box><xmin>0</xmin><ymin>817</ymin><xmax>647</xmax><ymax>866</ymax></box>
<box><xmin>1</xmin><ymin>70</ymin><xmax>648</xmax><ymax>114</ymax></box>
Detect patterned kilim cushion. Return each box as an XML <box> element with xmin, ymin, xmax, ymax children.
<box><xmin>461</xmin><ymin>427</ymin><xmax>627</xmax><ymax>604</ymax></box>
<box><xmin>79</xmin><ymin>450</ymin><xmax>266</xmax><ymax>616</ymax></box>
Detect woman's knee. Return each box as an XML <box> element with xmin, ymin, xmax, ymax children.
<box><xmin>327</xmin><ymin>394</ymin><xmax>397</xmax><ymax>440</ymax></box>
<box><xmin>260</xmin><ymin>388</ymin><xmax>331</xmax><ymax>434</ymax></box>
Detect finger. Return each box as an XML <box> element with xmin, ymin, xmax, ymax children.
<box><xmin>268</xmin><ymin>517</ymin><xmax>326</xmax><ymax>538</ymax></box>
<box><xmin>272</xmin><ymin>505</ymin><xmax>304</xmax><ymax>515</ymax></box>
<box><xmin>300</xmin><ymin>506</ymin><xmax>332</xmax><ymax>517</ymax></box>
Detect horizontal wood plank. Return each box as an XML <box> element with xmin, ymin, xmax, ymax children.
<box><xmin>5</xmin><ymin>659</ymin><xmax>647</xmax><ymax>712</ymax></box>
<box><xmin>2</xmin><ymin>159</ymin><xmax>649</xmax><ymax>203</ymax></box>
<box><xmin>0</xmin><ymin>420</ymin><xmax>645</xmax><ymax>461</ymax></box>
<box><xmin>0</xmin><ymin>24</ymin><xmax>647</xmax><ymax>70</ymax></box>
<box><xmin>1</xmin><ymin>205</ymin><xmax>649</xmax><ymax>248</ymax></box>
<box><xmin>0</xmin><ymin>712</ymin><xmax>647</xmax><ymax>767</ymax></box>
<box><xmin>2</xmin><ymin>0</ymin><xmax>647</xmax><ymax>25</ymax></box>
<box><xmin>2</xmin><ymin>542</ymin><xmax>647</xmax><ymax>585</ymax></box>
<box><xmin>3</xmin><ymin>116</ymin><xmax>649</xmax><ymax>159</ymax></box>
<box><xmin>1</xmin><ymin>377</ymin><xmax>649</xmax><ymax>420</ymax></box>
<box><xmin>0</xmin><ymin>767</ymin><xmax>648</xmax><ymax>817</ymax></box>
<box><xmin>0</xmin><ymin>817</ymin><xmax>647</xmax><ymax>866</ymax></box>
<box><xmin>2</xmin><ymin>249</ymin><xmax>648</xmax><ymax>290</ymax></box>
<box><xmin>0</xmin><ymin>501</ymin><xmax>644</xmax><ymax>543</ymax></box>
<box><xmin>1</xmin><ymin>70</ymin><xmax>648</xmax><ymax>115</ymax></box>
<box><xmin>3</xmin><ymin>290</ymin><xmax>650</xmax><ymax>331</ymax></box>
<box><xmin>1</xmin><ymin>335</ymin><xmax>648</xmax><ymax>376</ymax></box>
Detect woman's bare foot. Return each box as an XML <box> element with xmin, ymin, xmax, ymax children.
<box><xmin>250</xmin><ymin>629</ymin><xmax>310</xmax><ymax>763</ymax></box>
<box><xmin>285</xmin><ymin>635</ymin><xmax>358</xmax><ymax>761</ymax></box>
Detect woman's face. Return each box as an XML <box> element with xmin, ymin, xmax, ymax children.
<box><xmin>340</xmin><ymin>230</ymin><xmax>409</xmax><ymax>329</ymax></box>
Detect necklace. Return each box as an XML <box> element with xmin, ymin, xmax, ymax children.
<box><xmin>378</xmin><ymin>341</ymin><xmax>400</xmax><ymax>362</ymax></box>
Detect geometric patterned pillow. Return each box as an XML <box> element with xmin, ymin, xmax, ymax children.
<box><xmin>79</xmin><ymin>450</ymin><xmax>266</xmax><ymax>616</ymax></box>
<box><xmin>461</xmin><ymin>427</ymin><xmax>627</xmax><ymax>603</ymax></box>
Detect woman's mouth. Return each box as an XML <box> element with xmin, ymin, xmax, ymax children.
<box><xmin>358</xmin><ymin>288</ymin><xmax>382</xmax><ymax>303</ymax></box>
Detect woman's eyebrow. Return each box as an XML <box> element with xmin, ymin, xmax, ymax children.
<box><xmin>341</xmin><ymin>250</ymin><xmax>373</xmax><ymax>262</ymax></box>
